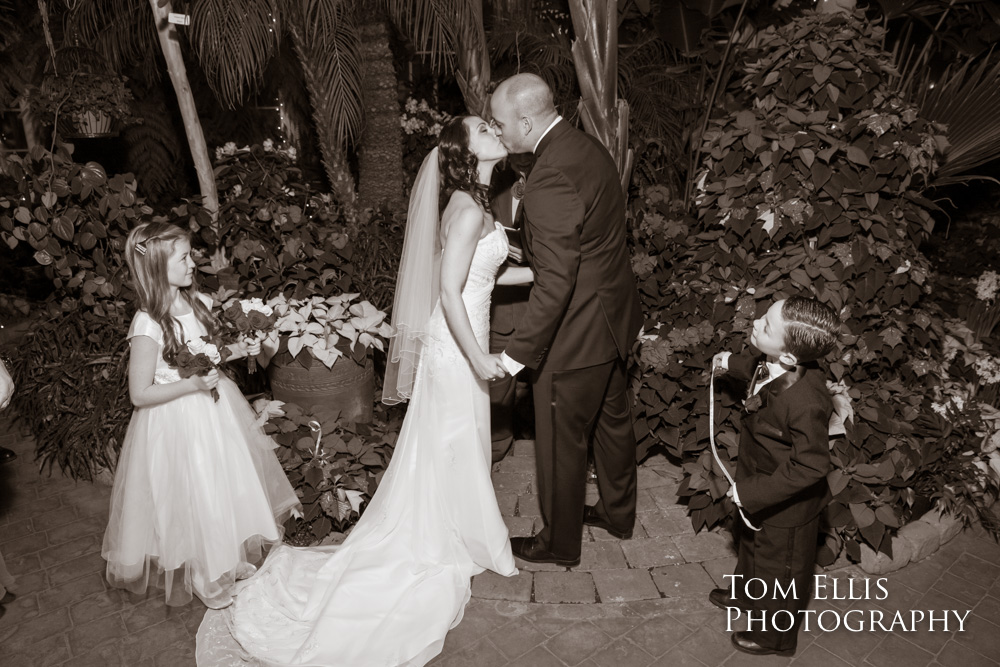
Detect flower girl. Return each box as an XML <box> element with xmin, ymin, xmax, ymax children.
<box><xmin>102</xmin><ymin>222</ymin><xmax>300</xmax><ymax>609</ymax></box>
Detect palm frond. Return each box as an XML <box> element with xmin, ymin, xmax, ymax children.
<box><xmin>487</xmin><ymin>17</ymin><xmax>577</xmax><ymax>104</ymax></box>
<box><xmin>918</xmin><ymin>54</ymin><xmax>1000</xmax><ymax>184</ymax></box>
<box><xmin>189</xmin><ymin>0</ymin><xmax>280</xmax><ymax>108</ymax></box>
<box><xmin>289</xmin><ymin>1</ymin><xmax>363</xmax><ymax>149</ymax></box>
<box><xmin>124</xmin><ymin>92</ymin><xmax>185</xmax><ymax>202</ymax></box>
<box><xmin>68</xmin><ymin>0</ymin><xmax>155</xmax><ymax>79</ymax></box>
<box><xmin>385</xmin><ymin>0</ymin><xmax>481</xmax><ymax>74</ymax></box>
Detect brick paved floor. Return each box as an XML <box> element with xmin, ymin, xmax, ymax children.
<box><xmin>1</xmin><ymin>418</ymin><xmax>999</xmax><ymax>666</ymax></box>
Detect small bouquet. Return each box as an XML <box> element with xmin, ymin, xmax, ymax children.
<box><xmin>174</xmin><ymin>335</ymin><xmax>231</xmax><ymax>401</ymax></box>
<box><xmin>223</xmin><ymin>298</ymin><xmax>278</xmax><ymax>373</ymax></box>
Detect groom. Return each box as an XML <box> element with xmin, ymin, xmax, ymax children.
<box><xmin>489</xmin><ymin>74</ymin><xmax>643</xmax><ymax>566</ymax></box>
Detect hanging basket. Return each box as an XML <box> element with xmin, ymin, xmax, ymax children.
<box><xmin>60</xmin><ymin>110</ymin><xmax>119</xmax><ymax>138</ymax></box>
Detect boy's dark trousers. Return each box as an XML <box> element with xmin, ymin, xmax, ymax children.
<box><xmin>734</xmin><ymin>513</ymin><xmax>821</xmax><ymax>652</ymax></box>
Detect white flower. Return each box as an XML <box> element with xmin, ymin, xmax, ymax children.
<box><xmin>187</xmin><ymin>338</ymin><xmax>222</xmax><ymax>364</ymax></box>
<box><xmin>974</xmin><ymin>355</ymin><xmax>1000</xmax><ymax>385</ymax></box>
<box><xmin>976</xmin><ymin>270</ymin><xmax>999</xmax><ymax>303</ymax></box>
<box><xmin>263</xmin><ymin>138</ymin><xmax>275</xmax><ymax>152</ymax></box>
<box><xmin>231</xmin><ymin>184</ymin><xmax>243</xmax><ymax>197</ymax></box>
<box><xmin>239</xmin><ymin>298</ymin><xmax>272</xmax><ymax>316</ymax></box>
<box><xmin>285</xmin><ymin>146</ymin><xmax>297</xmax><ymax>161</ymax></box>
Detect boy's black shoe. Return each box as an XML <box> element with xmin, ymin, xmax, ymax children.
<box><xmin>731</xmin><ymin>632</ymin><xmax>795</xmax><ymax>657</ymax></box>
<box><xmin>582</xmin><ymin>506</ymin><xmax>633</xmax><ymax>540</ymax></box>
<box><xmin>709</xmin><ymin>588</ymin><xmax>752</xmax><ymax>612</ymax></box>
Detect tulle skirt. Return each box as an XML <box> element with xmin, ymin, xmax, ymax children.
<box><xmin>196</xmin><ymin>322</ymin><xmax>516</xmax><ymax>666</ymax></box>
<box><xmin>102</xmin><ymin>376</ymin><xmax>301</xmax><ymax>607</ymax></box>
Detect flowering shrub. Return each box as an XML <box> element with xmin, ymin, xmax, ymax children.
<box><xmin>628</xmin><ymin>10</ymin><xmax>997</xmax><ymax>563</ymax></box>
<box><xmin>400</xmin><ymin>98</ymin><xmax>452</xmax><ymax>188</ymax></box>
<box><xmin>191</xmin><ymin>141</ymin><xmax>353</xmax><ymax>302</ymax></box>
<box><xmin>967</xmin><ymin>269</ymin><xmax>1000</xmax><ymax>343</ymax></box>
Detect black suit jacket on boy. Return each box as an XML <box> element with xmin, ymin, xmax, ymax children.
<box><xmin>728</xmin><ymin>352</ymin><xmax>833</xmax><ymax>528</ymax></box>
<box><xmin>506</xmin><ymin>120</ymin><xmax>642</xmax><ymax>371</ymax></box>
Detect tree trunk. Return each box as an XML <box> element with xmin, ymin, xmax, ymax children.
<box><xmin>18</xmin><ymin>97</ymin><xmax>40</xmax><ymax>153</ymax></box>
<box><xmin>147</xmin><ymin>0</ymin><xmax>218</xmax><ymax>219</ymax></box>
<box><xmin>357</xmin><ymin>20</ymin><xmax>403</xmax><ymax>213</ymax></box>
<box><xmin>568</xmin><ymin>0</ymin><xmax>633</xmax><ymax>200</ymax></box>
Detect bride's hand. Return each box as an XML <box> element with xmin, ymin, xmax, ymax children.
<box><xmin>472</xmin><ymin>353</ymin><xmax>507</xmax><ymax>382</ymax></box>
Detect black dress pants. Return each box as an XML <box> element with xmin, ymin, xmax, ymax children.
<box><xmin>734</xmin><ymin>513</ymin><xmax>821</xmax><ymax>651</ymax></box>
<box><xmin>531</xmin><ymin>357</ymin><xmax>637</xmax><ymax>559</ymax></box>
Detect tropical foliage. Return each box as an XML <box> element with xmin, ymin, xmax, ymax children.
<box><xmin>628</xmin><ymin>10</ymin><xmax>998</xmax><ymax>562</ymax></box>
<box><xmin>262</xmin><ymin>399</ymin><xmax>402</xmax><ymax>541</ymax></box>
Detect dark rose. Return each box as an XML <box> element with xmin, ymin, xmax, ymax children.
<box><xmin>223</xmin><ymin>303</ymin><xmax>243</xmax><ymax>322</ymax></box>
<box><xmin>234</xmin><ymin>313</ymin><xmax>252</xmax><ymax>332</ymax></box>
<box><xmin>247</xmin><ymin>310</ymin><xmax>273</xmax><ymax>330</ymax></box>
<box><xmin>173</xmin><ymin>349</ymin><xmax>214</xmax><ymax>378</ymax></box>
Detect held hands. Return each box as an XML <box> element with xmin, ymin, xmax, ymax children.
<box><xmin>473</xmin><ymin>353</ymin><xmax>509</xmax><ymax>382</ymax></box>
<box><xmin>192</xmin><ymin>369</ymin><xmax>220</xmax><ymax>393</ymax></box>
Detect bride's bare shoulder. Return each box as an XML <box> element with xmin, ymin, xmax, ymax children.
<box><xmin>443</xmin><ymin>190</ymin><xmax>478</xmax><ymax>214</ymax></box>
<box><xmin>441</xmin><ymin>191</ymin><xmax>482</xmax><ymax>238</ymax></box>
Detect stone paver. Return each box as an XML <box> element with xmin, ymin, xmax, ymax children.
<box><xmin>2</xmin><ymin>411</ymin><xmax>1000</xmax><ymax>666</ymax></box>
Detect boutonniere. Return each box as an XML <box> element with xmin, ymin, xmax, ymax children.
<box><xmin>512</xmin><ymin>177</ymin><xmax>526</xmax><ymax>201</ymax></box>
<box><xmin>744</xmin><ymin>393</ymin><xmax>764</xmax><ymax>414</ymax></box>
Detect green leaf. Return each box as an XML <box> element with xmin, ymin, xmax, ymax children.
<box><xmin>52</xmin><ymin>217</ymin><xmax>74</xmax><ymax>242</ymax></box>
<box><xmin>798</xmin><ymin>148</ymin><xmax>815</xmax><ymax>168</ymax></box>
<box><xmin>813</xmin><ymin>64</ymin><xmax>832</xmax><ymax>85</ymax></box>
<box><xmin>845</xmin><ymin>145</ymin><xmax>870</xmax><ymax>166</ymax></box>
<box><xmin>735</xmin><ymin>110</ymin><xmax>756</xmax><ymax>129</ymax></box>
<box><xmin>850</xmin><ymin>503</ymin><xmax>876</xmax><ymax>528</ymax></box>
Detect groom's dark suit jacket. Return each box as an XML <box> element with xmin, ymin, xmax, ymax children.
<box><xmin>506</xmin><ymin>120</ymin><xmax>642</xmax><ymax>371</ymax></box>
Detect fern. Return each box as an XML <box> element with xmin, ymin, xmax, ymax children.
<box><xmin>124</xmin><ymin>93</ymin><xmax>184</xmax><ymax>203</ymax></box>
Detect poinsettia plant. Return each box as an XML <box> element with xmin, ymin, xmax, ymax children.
<box><xmin>265</xmin><ymin>293</ymin><xmax>393</xmax><ymax>369</ymax></box>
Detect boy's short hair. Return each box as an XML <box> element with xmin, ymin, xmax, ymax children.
<box><xmin>781</xmin><ymin>296</ymin><xmax>841</xmax><ymax>363</ymax></box>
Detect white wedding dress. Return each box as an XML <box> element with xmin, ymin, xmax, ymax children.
<box><xmin>197</xmin><ymin>220</ymin><xmax>517</xmax><ymax>667</ymax></box>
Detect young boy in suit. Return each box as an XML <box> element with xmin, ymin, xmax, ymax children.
<box><xmin>710</xmin><ymin>296</ymin><xmax>841</xmax><ymax>656</ymax></box>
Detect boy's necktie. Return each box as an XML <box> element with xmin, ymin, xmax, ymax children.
<box><xmin>749</xmin><ymin>361</ymin><xmax>770</xmax><ymax>397</ymax></box>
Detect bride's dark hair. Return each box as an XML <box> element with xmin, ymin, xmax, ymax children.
<box><xmin>437</xmin><ymin>116</ymin><xmax>490</xmax><ymax>211</ymax></box>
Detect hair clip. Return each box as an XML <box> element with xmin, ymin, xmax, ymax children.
<box><xmin>135</xmin><ymin>243</ymin><xmax>147</xmax><ymax>256</ymax></box>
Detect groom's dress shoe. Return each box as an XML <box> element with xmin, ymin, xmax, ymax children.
<box><xmin>582</xmin><ymin>506</ymin><xmax>632</xmax><ymax>540</ymax></box>
<box><xmin>709</xmin><ymin>587</ymin><xmax>751</xmax><ymax>612</ymax></box>
<box><xmin>731</xmin><ymin>632</ymin><xmax>795</xmax><ymax>657</ymax></box>
<box><xmin>510</xmin><ymin>537</ymin><xmax>580</xmax><ymax>567</ymax></box>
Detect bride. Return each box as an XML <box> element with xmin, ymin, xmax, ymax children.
<box><xmin>196</xmin><ymin>116</ymin><xmax>534</xmax><ymax>666</ymax></box>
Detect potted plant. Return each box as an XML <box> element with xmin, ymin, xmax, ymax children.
<box><xmin>263</xmin><ymin>292</ymin><xmax>393</xmax><ymax>422</ymax></box>
<box><xmin>26</xmin><ymin>69</ymin><xmax>137</xmax><ymax>138</ymax></box>
<box><xmin>258</xmin><ymin>399</ymin><xmax>402</xmax><ymax>545</ymax></box>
